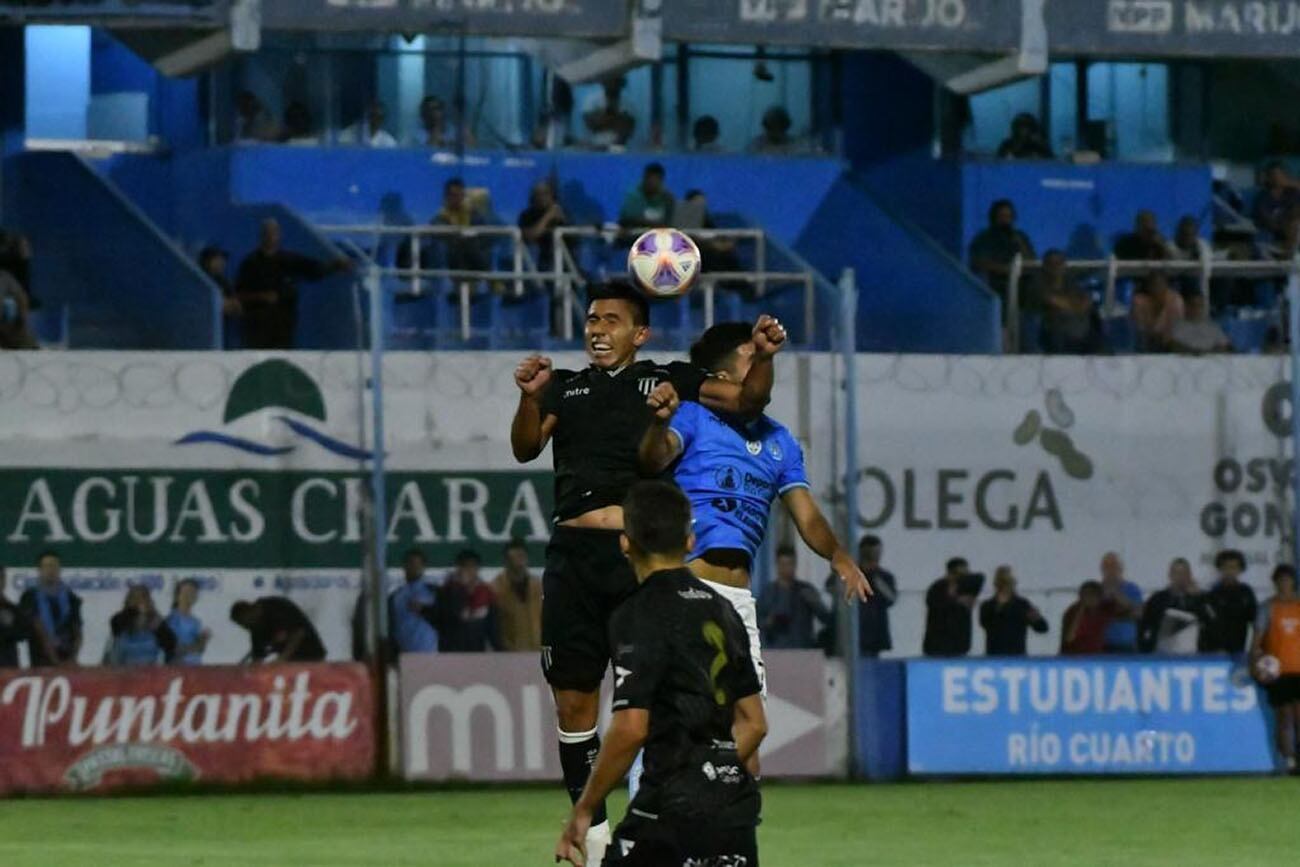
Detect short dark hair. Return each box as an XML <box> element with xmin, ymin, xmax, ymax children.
<box><xmin>1080</xmin><ymin>579</ymin><xmax>1103</xmax><ymax>596</ymax></box>
<box><xmin>623</xmin><ymin>481</ymin><xmax>692</xmax><ymax>556</ymax></box>
<box><xmin>989</xmin><ymin>199</ymin><xmax>1015</xmax><ymax>222</ymax></box>
<box><xmin>644</xmin><ymin>162</ymin><xmax>666</xmax><ymax>178</ymax></box>
<box><xmin>230</xmin><ymin>600</ymin><xmax>254</xmax><ymax>622</ymax></box>
<box><xmin>1272</xmin><ymin>564</ymin><xmax>1296</xmax><ymax>584</ymax></box>
<box><xmin>946</xmin><ymin>557</ymin><xmax>968</xmax><ymax>573</ymax></box>
<box><xmin>403</xmin><ymin>547</ymin><xmax>426</xmax><ymax>563</ymax></box>
<box><xmin>505</xmin><ymin>537</ymin><xmax>528</xmax><ymax>552</ymax></box>
<box><xmin>454</xmin><ymin>549</ymin><xmax>481</xmax><ymax>566</ymax></box>
<box><xmin>173</xmin><ymin>578</ymin><xmax>200</xmax><ymax>606</ymax></box>
<box><xmin>444</xmin><ymin>177</ymin><xmax>465</xmax><ymax>193</ymax></box>
<box><xmin>859</xmin><ymin>535</ymin><xmax>882</xmax><ymax>549</ymax></box>
<box><xmin>690</xmin><ymin>322</ymin><xmax>752</xmax><ymax>373</ymax></box>
<box><xmin>36</xmin><ymin>549</ymin><xmax>59</xmax><ymax>565</ymax></box>
<box><xmin>693</xmin><ymin>115</ymin><xmax>719</xmax><ymax>141</ymax></box>
<box><xmin>776</xmin><ymin>544</ymin><xmax>796</xmax><ymax>560</ymax></box>
<box><xmin>1214</xmin><ymin>549</ymin><xmax>1246</xmax><ymax>570</ymax></box>
<box><xmin>588</xmin><ymin>281</ymin><xmax>650</xmax><ymax>327</ymax></box>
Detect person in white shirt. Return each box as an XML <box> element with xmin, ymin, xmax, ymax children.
<box><xmin>340</xmin><ymin>100</ymin><xmax>398</xmax><ymax>149</ymax></box>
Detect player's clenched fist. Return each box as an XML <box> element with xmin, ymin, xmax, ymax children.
<box><xmin>646</xmin><ymin>381</ymin><xmax>680</xmax><ymax>421</ymax></box>
<box><xmin>752</xmin><ymin>314</ymin><xmax>787</xmax><ymax>359</ymax></box>
<box><xmin>514</xmin><ymin>355</ymin><xmax>553</xmax><ymax>396</ymax></box>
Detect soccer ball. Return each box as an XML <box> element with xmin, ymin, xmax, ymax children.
<box><xmin>1255</xmin><ymin>654</ymin><xmax>1281</xmax><ymax>684</ymax></box>
<box><xmin>627</xmin><ymin>228</ymin><xmax>701</xmax><ymax>298</ymax></box>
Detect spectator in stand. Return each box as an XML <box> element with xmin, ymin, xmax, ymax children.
<box><xmin>1098</xmin><ymin>551</ymin><xmax>1143</xmax><ymax>653</ymax></box>
<box><xmin>0</xmin><ymin>566</ymin><xmax>31</xmax><ymax>668</ymax></box>
<box><xmin>199</xmin><ymin>246</ymin><xmax>242</xmax><ymax>321</ymax></box>
<box><xmin>107</xmin><ymin>584</ymin><xmax>164</xmax><ymax>666</ymax></box>
<box><xmin>431</xmin><ymin>177</ymin><xmax>493</xmax><ymax>279</ymax></box>
<box><xmin>757</xmin><ymin>545</ymin><xmax>831</xmax><ymax>650</ymax></box>
<box><xmin>0</xmin><ymin>229</ymin><xmax>34</xmax><ymax>307</ymax></box>
<box><xmin>1060</xmin><ymin>580</ymin><xmax>1110</xmax><ymax>655</ymax></box>
<box><xmin>1139</xmin><ymin>558</ymin><xmax>1216</xmax><ymax>653</ymax></box>
<box><xmin>234</xmin><ymin>90</ymin><xmax>278</xmax><ymax>142</ymax></box>
<box><xmin>619</xmin><ymin>163</ymin><xmax>676</xmax><ymax>230</ymax></box>
<box><xmin>230</xmin><ymin>596</ymin><xmax>327</xmax><ymax>662</ymax></box>
<box><xmin>493</xmin><ymin>538</ymin><xmax>543</xmax><ymax>652</ymax></box>
<box><xmin>969</xmin><ymin>199</ymin><xmax>1036</xmax><ymax>315</ymax></box>
<box><xmin>856</xmin><ymin>535</ymin><xmax>897</xmax><ymax>657</ymax></box>
<box><xmin>997</xmin><ymin>113</ymin><xmax>1053</xmax><ymax>160</ymax></box>
<box><xmin>518</xmin><ymin>180</ymin><xmax>568</xmax><ymax>272</ymax></box>
<box><xmin>979</xmin><ymin>566</ymin><xmax>1048</xmax><ymax>656</ymax></box>
<box><xmin>1038</xmin><ymin>248</ymin><xmax>1101</xmax><ymax>354</ymax></box>
<box><xmin>1167</xmin><ymin>215</ymin><xmax>1211</xmax><ymax>262</ymax></box>
<box><xmin>692</xmin><ymin>115</ymin><xmax>722</xmax><ymax>152</ymax></box>
<box><xmin>279</xmin><ymin>101</ymin><xmax>317</xmax><ymax>145</ymax></box>
<box><xmin>678</xmin><ymin>190</ymin><xmax>746</xmax><ymax>292</ymax></box>
<box><xmin>161</xmin><ymin>578</ymin><xmax>210</xmax><ymax>665</ymax></box>
<box><xmin>1252</xmin><ymin>162</ymin><xmax>1300</xmax><ymax>243</ymax></box>
<box><xmin>390</xmin><ymin>548</ymin><xmax>439</xmax><ymax>655</ymax></box>
<box><xmin>1205</xmin><ymin>549</ymin><xmax>1257</xmax><ymax>655</ymax></box>
<box><xmin>1251</xmin><ymin>563</ymin><xmax>1300</xmax><ymax>774</ymax></box>
<box><xmin>1132</xmin><ymin>272</ymin><xmax>1186</xmax><ymax>353</ymax></box>
<box><xmin>340</xmin><ymin>100</ymin><xmax>398</xmax><ymax>148</ymax></box>
<box><xmin>415</xmin><ymin>95</ymin><xmax>475</xmax><ymax>149</ymax></box>
<box><xmin>437</xmin><ymin>549</ymin><xmax>501</xmax><ymax>652</ymax></box>
<box><xmin>1170</xmin><ymin>293</ymin><xmax>1233</xmax><ymax>354</ymax></box>
<box><xmin>750</xmin><ymin>105</ymin><xmax>798</xmax><ymax>155</ymax></box>
<box><xmin>19</xmin><ymin>551</ymin><xmax>82</xmax><ymax>667</ymax></box>
<box><xmin>235</xmin><ymin>218</ymin><xmax>351</xmax><ymax>350</ymax></box>
<box><xmin>922</xmin><ymin>557</ymin><xmax>978</xmax><ymax>657</ymax></box>
<box><xmin>1114</xmin><ymin>210</ymin><xmax>1168</xmax><ymax>262</ymax></box>
<box><xmin>0</xmin><ymin>266</ymin><xmax>37</xmax><ymax>350</ymax></box>
<box><xmin>583</xmin><ymin>76</ymin><xmax>636</xmax><ymax>149</ymax></box>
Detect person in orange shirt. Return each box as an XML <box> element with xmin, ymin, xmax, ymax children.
<box><xmin>1251</xmin><ymin>563</ymin><xmax>1300</xmax><ymax>775</ymax></box>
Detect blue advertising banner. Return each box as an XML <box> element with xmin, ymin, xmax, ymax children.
<box><xmin>907</xmin><ymin>658</ymin><xmax>1276</xmax><ymax>775</ymax></box>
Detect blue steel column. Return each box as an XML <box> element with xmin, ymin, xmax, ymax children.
<box><xmin>840</xmin><ymin>268</ymin><xmax>863</xmax><ymax>778</ymax></box>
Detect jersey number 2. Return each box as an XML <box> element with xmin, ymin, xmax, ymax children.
<box><xmin>702</xmin><ymin>621</ymin><xmax>728</xmax><ymax>705</ymax></box>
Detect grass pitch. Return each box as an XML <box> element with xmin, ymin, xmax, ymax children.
<box><xmin>0</xmin><ymin>779</ymin><xmax>1292</xmax><ymax>866</ymax></box>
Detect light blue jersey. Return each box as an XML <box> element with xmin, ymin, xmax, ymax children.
<box><xmin>669</xmin><ymin>400</ymin><xmax>809</xmax><ymax>563</ymax></box>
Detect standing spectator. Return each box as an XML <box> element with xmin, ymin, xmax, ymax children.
<box><xmin>997</xmin><ymin>113</ymin><xmax>1053</xmax><ymax>160</ymax></box>
<box><xmin>1037</xmin><ymin>249</ymin><xmax>1100</xmax><ymax>353</ymax></box>
<box><xmin>1139</xmin><ymin>558</ymin><xmax>1216</xmax><ymax>653</ymax></box>
<box><xmin>1098</xmin><ymin>551</ymin><xmax>1143</xmax><ymax>653</ymax></box>
<box><xmin>1169</xmin><ymin>293</ymin><xmax>1232</xmax><ymax>354</ymax></box>
<box><xmin>161</xmin><ymin>578</ymin><xmax>210</xmax><ymax>665</ymax></box>
<box><xmin>922</xmin><ymin>557</ymin><xmax>978</xmax><ymax>657</ymax></box>
<box><xmin>107</xmin><ymin>585</ymin><xmax>164</xmax><ymax>667</ymax></box>
<box><xmin>618</xmin><ymin>163</ymin><xmax>675</xmax><ymax>230</ymax></box>
<box><xmin>969</xmin><ymin>199</ymin><xmax>1036</xmax><ymax>314</ymax></box>
<box><xmin>750</xmin><ymin>106</ymin><xmax>797</xmax><ymax>154</ymax></box>
<box><xmin>518</xmin><ymin>180</ymin><xmax>568</xmax><ymax>272</ymax></box>
<box><xmin>1132</xmin><ymin>273</ymin><xmax>1186</xmax><ymax>352</ymax></box>
<box><xmin>19</xmin><ymin>550</ymin><xmax>82</xmax><ymax>666</ymax></box>
<box><xmin>234</xmin><ymin>218</ymin><xmax>351</xmax><ymax>350</ymax></box>
<box><xmin>229</xmin><ymin>596</ymin><xmax>327</xmax><ymax>662</ymax></box>
<box><xmin>583</xmin><ymin>76</ymin><xmax>636</xmax><ymax>149</ymax></box>
<box><xmin>978</xmin><ymin>566</ymin><xmax>1048</xmax><ymax>656</ymax></box>
<box><xmin>437</xmin><ymin>550</ymin><xmax>501</xmax><ymax>652</ymax></box>
<box><xmin>1252</xmin><ymin>564</ymin><xmax>1300</xmax><ymax>774</ymax></box>
<box><xmin>415</xmin><ymin>95</ymin><xmax>475</xmax><ymax>149</ymax></box>
<box><xmin>340</xmin><ymin>100</ymin><xmax>398</xmax><ymax>148</ymax></box>
<box><xmin>757</xmin><ymin>545</ymin><xmax>831</xmax><ymax>650</ymax></box>
<box><xmin>1205</xmin><ymin>550</ymin><xmax>1258</xmax><ymax>654</ymax></box>
<box><xmin>857</xmin><ymin>535</ymin><xmax>897</xmax><ymax>658</ymax></box>
<box><xmin>0</xmin><ymin>266</ymin><xmax>37</xmax><ymax>350</ymax></box>
<box><xmin>493</xmin><ymin>538</ymin><xmax>543</xmax><ymax>652</ymax></box>
<box><xmin>1060</xmin><ymin>580</ymin><xmax>1110</xmax><ymax>655</ymax></box>
<box><xmin>692</xmin><ymin>115</ymin><xmax>722</xmax><ymax>152</ymax></box>
<box><xmin>0</xmin><ymin>566</ymin><xmax>31</xmax><ymax>668</ymax></box>
<box><xmin>1114</xmin><ymin>210</ymin><xmax>1168</xmax><ymax>261</ymax></box>
<box><xmin>389</xmin><ymin>548</ymin><xmax>439</xmax><ymax>655</ymax></box>
<box><xmin>199</xmin><ymin>246</ymin><xmax>242</xmax><ymax>321</ymax></box>
<box><xmin>234</xmin><ymin>90</ymin><xmax>278</xmax><ymax>142</ymax></box>
<box><xmin>1252</xmin><ymin>162</ymin><xmax>1300</xmax><ymax>243</ymax></box>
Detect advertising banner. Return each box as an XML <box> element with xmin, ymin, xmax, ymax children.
<box><xmin>1050</xmin><ymin>1</ymin><xmax>1300</xmax><ymax>59</ymax></box>
<box><xmin>906</xmin><ymin>658</ymin><xmax>1275</xmax><ymax>775</ymax></box>
<box><xmin>260</xmin><ymin>0</ymin><xmax>628</xmax><ymax>38</ymax></box>
<box><xmin>0</xmin><ymin>663</ymin><xmax>374</xmax><ymax>794</ymax></box>
<box><xmin>400</xmin><ymin>650</ymin><xmax>831</xmax><ymax>781</ymax></box>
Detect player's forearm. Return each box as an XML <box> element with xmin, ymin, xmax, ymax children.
<box><xmin>736</xmin><ymin>355</ymin><xmax>774</xmax><ymax>416</ymax></box>
<box><xmin>638</xmin><ymin>419</ymin><xmax>677</xmax><ymax>474</ymax></box>
<box><xmin>510</xmin><ymin>395</ymin><xmax>544</xmax><ymax>462</ymax></box>
<box><xmin>574</xmin><ymin>714</ymin><xmax>646</xmax><ymax>814</ymax></box>
<box><xmin>732</xmin><ymin>695</ymin><xmax>767</xmax><ymax>763</ymax></box>
<box><xmin>794</xmin><ymin>507</ymin><xmax>845</xmax><ymax>565</ymax></box>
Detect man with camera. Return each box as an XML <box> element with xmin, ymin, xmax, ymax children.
<box><xmin>923</xmin><ymin>557</ymin><xmax>982</xmax><ymax>657</ymax></box>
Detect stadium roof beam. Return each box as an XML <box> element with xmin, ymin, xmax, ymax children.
<box><xmin>900</xmin><ymin>0</ymin><xmax>1047</xmax><ymax>95</ymax></box>
<box><xmin>533</xmin><ymin>4</ymin><xmax>662</xmax><ymax>85</ymax></box>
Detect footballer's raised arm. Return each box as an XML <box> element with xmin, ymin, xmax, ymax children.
<box><xmin>639</xmin><ymin>382</ymin><xmax>685</xmax><ymax>474</ymax></box>
<box><xmin>698</xmin><ymin>315</ymin><xmax>786</xmax><ymax>417</ymax></box>
<box><xmin>510</xmin><ymin>355</ymin><xmax>558</xmax><ymax>463</ymax></box>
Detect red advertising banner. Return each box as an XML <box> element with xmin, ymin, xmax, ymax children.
<box><xmin>0</xmin><ymin>663</ymin><xmax>375</xmax><ymax>794</ymax></box>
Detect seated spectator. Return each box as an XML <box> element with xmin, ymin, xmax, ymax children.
<box><xmin>1060</xmin><ymin>580</ymin><xmax>1109</xmax><ymax>655</ymax></box>
<box><xmin>969</xmin><ymin>199</ymin><xmax>1036</xmax><ymax>315</ymax></box>
<box><xmin>1253</xmin><ymin>162</ymin><xmax>1300</xmax><ymax>243</ymax></box>
<box><xmin>234</xmin><ymin>90</ymin><xmax>279</xmax><ymax>143</ymax></box>
<box><xmin>1169</xmin><ymin>293</ymin><xmax>1232</xmax><ymax>354</ymax></box>
<box><xmin>415</xmin><ymin>95</ymin><xmax>475</xmax><ymax>149</ymax></box>
<box><xmin>199</xmin><ymin>246</ymin><xmax>241</xmax><ymax>320</ymax></box>
<box><xmin>230</xmin><ymin>596</ymin><xmax>327</xmax><ymax>662</ymax></box>
<box><xmin>19</xmin><ymin>550</ymin><xmax>82</xmax><ymax>666</ymax></box>
<box><xmin>107</xmin><ymin>584</ymin><xmax>164</xmax><ymax>666</ymax></box>
<box><xmin>922</xmin><ymin>557</ymin><xmax>978</xmax><ymax>657</ymax></box>
<box><xmin>389</xmin><ymin>547</ymin><xmax>439</xmax><ymax>655</ymax></box>
<box><xmin>531</xmin><ymin>77</ymin><xmax>575</xmax><ymax>150</ymax></box>
<box><xmin>1037</xmin><ymin>249</ymin><xmax>1100</xmax><ymax>354</ymax></box>
<box><xmin>1131</xmin><ymin>273</ymin><xmax>1185</xmax><ymax>352</ymax></box>
<box><xmin>340</xmin><ymin>100</ymin><xmax>398</xmax><ymax>148</ymax></box>
<box><xmin>234</xmin><ymin>218</ymin><xmax>351</xmax><ymax>350</ymax></box>
<box><xmin>619</xmin><ymin>163</ymin><xmax>676</xmax><ymax>230</ymax></box>
<box><xmin>757</xmin><ymin>545</ymin><xmax>830</xmax><ymax>650</ymax></box>
<box><xmin>1139</xmin><ymin>558</ymin><xmax>1216</xmax><ymax>654</ymax></box>
<box><xmin>678</xmin><ymin>189</ymin><xmax>746</xmax><ymax>292</ymax></box>
<box><xmin>0</xmin><ymin>266</ymin><xmax>37</xmax><ymax>350</ymax></box>
<box><xmin>997</xmin><ymin>113</ymin><xmax>1053</xmax><ymax>160</ymax></box>
<box><xmin>0</xmin><ymin>566</ymin><xmax>31</xmax><ymax>669</ymax></box>
<box><xmin>437</xmin><ymin>549</ymin><xmax>501</xmax><ymax>652</ymax></box>
<box><xmin>979</xmin><ymin>566</ymin><xmax>1048</xmax><ymax>656</ymax></box>
<box><xmin>433</xmin><ymin>177</ymin><xmax>493</xmax><ymax>278</ymax></box>
<box><xmin>279</xmin><ymin>101</ymin><xmax>317</xmax><ymax>145</ymax></box>
<box><xmin>1205</xmin><ymin>549</ymin><xmax>1257</xmax><ymax>655</ymax></box>
<box><xmin>0</xmin><ymin>229</ymin><xmax>35</xmax><ymax>307</ymax></box>
<box><xmin>1167</xmin><ymin>215</ymin><xmax>1211</xmax><ymax>261</ymax></box>
<box><xmin>1114</xmin><ymin>210</ymin><xmax>1168</xmax><ymax>261</ymax></box>
<box><xmin>750</xmin><ymin>105</ymin><xmax>797</xmax><ymax>154</ymax></box>
<box><xmin>518</xmin><ymin>180</ymin><xmax>568</xmax><ymax>272</ymax></box>
<box><xmin>692</xmin><ymin>115</ymin><xmax>722</xmax><ymax>152</ymax></box>
<box><xmin>493</xmin><ymin>539</ymin><xmax>542</xmax><ymax>652</ymax></box>
<box><xmin>161</xmin><ymin>578</ymin><xmax>210</xmax><ymax>665</ymax></box>
<box><xmin>583</xmin><ymin>76</ymin><xmax>636</xmax><ymax>149</ymax></box>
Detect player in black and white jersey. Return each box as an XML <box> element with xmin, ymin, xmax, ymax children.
<box><xmin>512</xmin><ymin>282</ymin><xmax>784</xmax><ymax>864</ymax></box>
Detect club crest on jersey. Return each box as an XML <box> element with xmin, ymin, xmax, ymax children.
<box><xmin>637</xmin><ymin>377</ymin><xmax>659</xmax><ymax>396</ymax></box>
<box><xmin>767</xmin><ymin>441</ymin><xmax>782</xmax><ymax>461</ymax></box>
<box><xmin>746</xmin><ymin>440</ymin><xmax>762</xmax><ymax>456</ymax></box>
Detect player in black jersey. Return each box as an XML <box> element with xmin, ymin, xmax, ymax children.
<box><xmin>513</xmin><ymin>282</ymin><xmax>783</xmax><ymax>863</ymax></box>
<box><xmin>555</xmin><ymin>480</ymin><xmax>766</xmax><ymax>867</ymax></box>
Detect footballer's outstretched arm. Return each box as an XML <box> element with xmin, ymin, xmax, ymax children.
<box><xmin>782</xmin><ymin>486</ymin><xmax>871</xmax><ymax>602</ymax></box>
<box><xmin>555</xmin><ymin>709</ymin><xmax>649</xmax><ymax>865</ymax></box>
<box><xmin>510</xmin><ymin>355</ymin><xmax>558</xmax><ymax>463</ymax></box>
<box><xmin>639</xmin><ymin>382</ymin><xmax>684</xmax><ymax>474</ymax></box>
<box><xmin>699</xmin><ymin>315</ymin><xmax>786</xmax><ymax>417</ymax></box>
<box><xmin>732</xmin><ymin>693</ymin><xmax>768</xmax><ymax>764</ymax></box>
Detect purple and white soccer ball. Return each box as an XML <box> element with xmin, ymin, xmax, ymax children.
<box><xmin>627</xmin><ymin>228</ymin><xmax>702</xmax><ymax>298</ymax></box>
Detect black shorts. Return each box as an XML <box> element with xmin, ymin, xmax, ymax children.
<box><xmin>605</xmin><ymin>812</ymin><xmax>758</xmax><ymax>867</ymax></box>
<box><xmin>1266</xmin><ymin>674</ymin><xmax>1300</xmax><ymax>707</ymax></box>
<box><xmin>541</xmin><ymin>526</ymin><xmax>638</xmax><ymax>692</ymax></box>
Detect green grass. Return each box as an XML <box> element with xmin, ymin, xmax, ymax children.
<box><xmin>0</xmin><ymin>779</ymin><xmax>1294</xmax><ymax>866</ymax></box>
